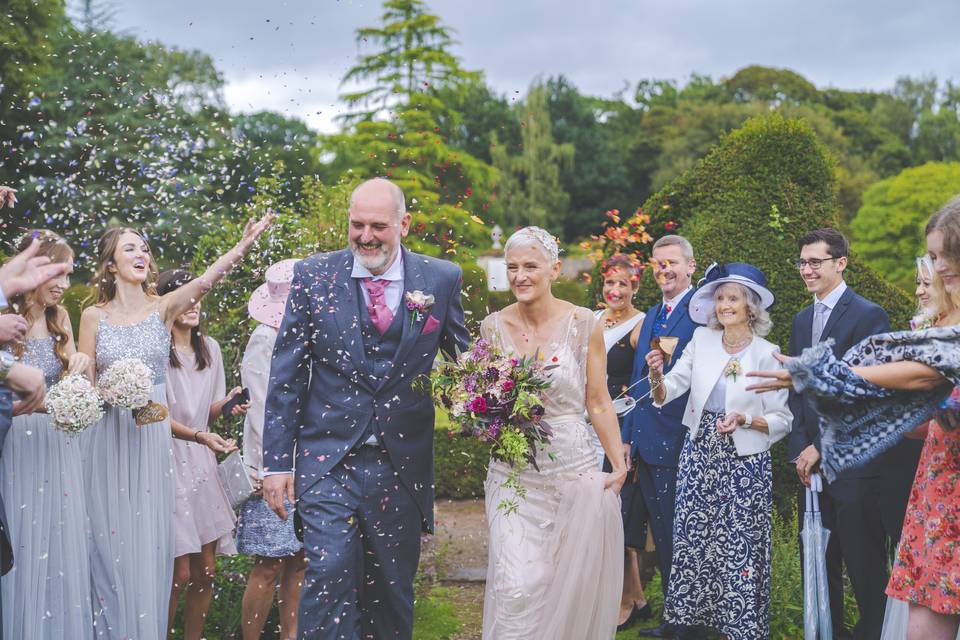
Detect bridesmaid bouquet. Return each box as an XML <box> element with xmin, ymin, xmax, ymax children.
<box><xmin>97</xmin><ymin>358</ymin><xmax>168</xmax><ymax>426</ymax></box>
<box><xmin>421</xmin><ymin>338</ymin><xmax>557</xmax><ymax>514</ymax></box>
<box><xmin>45</xmin><ymin>374</ymin><xmax>104</xmax><ymax>434</ymax></box>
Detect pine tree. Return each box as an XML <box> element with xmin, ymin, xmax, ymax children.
<box><xmin>491</xmin><ymin>82</ymin><xmax>574</xmax><ymax>231</ymax></box>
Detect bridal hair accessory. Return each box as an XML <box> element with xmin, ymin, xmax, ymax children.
<box><xmin>504</xmin><ymin>226</ymin><xmax>560</xmax><ymax>262</ymax></box>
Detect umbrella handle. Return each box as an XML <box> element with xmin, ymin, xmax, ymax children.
<box><xmin>810</xmin><ymin>473</ymin><xmax>822</xmax><ymax>512</ymax></box>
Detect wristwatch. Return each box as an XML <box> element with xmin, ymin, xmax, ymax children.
<box><xmin>739</xmin><ymin>413</ymin><xmax>754</xmax><ymax>429</ymax></box>
<box><xmin>0</xmin><ymin>351</ymin><xmax>15</xmax><ymax>382</ymax></box>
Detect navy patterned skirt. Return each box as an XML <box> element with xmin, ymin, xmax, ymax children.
<box><xmin>236</xmin><ymin>496</ymin><xmax>302</xmax><ymax>558</ymax></box>
<box><xmin>664</xmin><ymin>410</ymin><xmax>772</xmax><ymax>640</ymax></box>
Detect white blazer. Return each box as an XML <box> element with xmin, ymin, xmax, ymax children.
<box><xmin>653</xmin><ymin>326</ymin><xmax>792</xmax><ymax>457</ymax></box>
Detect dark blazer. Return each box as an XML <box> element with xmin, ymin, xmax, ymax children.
<box><xmin>0</xmin><ymin>383</ymin><xmax>13</xmax><ymax>575</ymax></box>
<box><xmin>787</xmin><ymin>285</ymin><xmax>893</xmax><ymax>476</ymax></box>
<box><xmin>623</xmin><ymin>289</ymin><xmax>700</xmax><ymax>467</ymax></box>
<box><xmin>262</xmin><ymin>247</ymin><xmax>470</xmax><ymax>532</ymax></box>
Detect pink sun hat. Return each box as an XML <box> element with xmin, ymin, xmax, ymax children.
<box><xmin>248</xmin><ymin>258</ymin><xmax>298</xmax><ymax>329</ymax></box>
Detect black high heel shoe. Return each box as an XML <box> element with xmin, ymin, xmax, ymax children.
<box><xmin>636</xmin><ymin>602</ymin><xmax>653</xmax><ymax>620</ymax></box>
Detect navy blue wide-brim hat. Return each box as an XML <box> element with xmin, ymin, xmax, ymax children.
<box><xmin>689</xmin><ymin>262</ymin><xmax>775</xmax><ymax>325</ymax></box>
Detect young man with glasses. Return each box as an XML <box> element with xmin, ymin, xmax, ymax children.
<box><xmin>787</xmin><ymin>228</ymin><xmax>922</xmax><ymax>640</ymax></box>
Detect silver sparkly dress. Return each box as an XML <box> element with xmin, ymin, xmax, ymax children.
<box><xmin>84</xmin><ymin>313</ymin><xmax>174</xmax><ymax>640</ymax></box>
<box><xmin>0</xmin><ymin>337</ymin><xmax>93</xmax><ymax>640</ymax></box>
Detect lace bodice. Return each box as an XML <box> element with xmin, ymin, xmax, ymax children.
<box><xmin>96</xmin><ymin>311</ymin><xmax>170</xmax><ymax>385</ymax></box>
<box><xmin>21</xmin><ymin>337</ymin><xmax>63</xmax><ymax>388</ymax></box>
<box><xmin>480</xmin><ymin>307</ymin><xmax>596</xmax><ymax>421</ymax></box>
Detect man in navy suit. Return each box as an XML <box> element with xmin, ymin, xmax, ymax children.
<box><xmin>623</xmin><ymin>235</ymin><xmax>701</xmax><ymax>639</ymax></box>
<box><xmin>787</xmin><ymin>228</ymin><xmax>922</xmax><ymax>640</ymax></box>
<box><xmin>262</xmin><ymin>178</ymin><xmax>470</xmax><ymax>640</ymax></box>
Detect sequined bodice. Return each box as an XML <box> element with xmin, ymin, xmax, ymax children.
<box><xmin>488</xmin><ymin>309</ymin><xmax>591</xmax><ymax>420</ymax></box>
<box><xmin>96</xmin><ymin>312</ymin><xmax>170</xmax><ymax>384</ymax></box>
<box><xmin>22</xmin><ymin>337</ymin><xmax>63</xmax><ymax>388</ymax></box>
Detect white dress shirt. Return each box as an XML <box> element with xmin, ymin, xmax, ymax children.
<box><xmin>813</xmin><ymin>280</ymin><xmax>848</xmax><ymax>323</ymax></box>
<box><xmin>351</xmin><ymin>250</ymin><xmax>405</xmax><ymax>313</ymax></box>
<box><xmin>662</xmin><ymin>285</ymin><xmax>693</xmax><ymax>319</ymax></box>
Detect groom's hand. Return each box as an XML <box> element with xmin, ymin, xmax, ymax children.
<box><xmin>264</xmin><ymin>473</ymin><xmax>295</xmax><ymax>520</ymax></box>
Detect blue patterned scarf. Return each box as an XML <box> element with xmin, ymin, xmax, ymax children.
<box><xmin>786</xmin><ymin>326</ymin><xmax>960</xmax><ymax>482</ymax></box>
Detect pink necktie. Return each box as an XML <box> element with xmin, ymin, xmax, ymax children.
<box><xmin>362</xmin><ymin>278</ymin><xmax>394</xmax><ymax>335</ymax></box>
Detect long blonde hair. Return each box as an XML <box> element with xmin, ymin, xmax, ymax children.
<box><xmin>925</xmin><ymin>198</ymin><xmax>960</xmax><ymax>319</ymax></box>
<box><xmin>89</xmin><ymin>227</ymin><xmax>159</xmax><ymax>304</ymax></box>
<box><xmin>7</xmin><ymin>230</ymin><xmax>73</xmax><ymax>372</ymax></box>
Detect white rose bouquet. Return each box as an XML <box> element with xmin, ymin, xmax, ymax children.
<box><xmin>45</xmin><ymin>374</ymin><xmax>104</xmax><ymax>434</ymax></box>
<box><xmin>97</xmin><ymin>358</ymin><xmax>168</xmax><ymax>426</ymax></box>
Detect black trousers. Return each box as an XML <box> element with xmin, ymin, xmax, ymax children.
<box><xmin>795</xmin><ymin>469</ymin><xmax>914</xmax><ymax>640</ymax></box>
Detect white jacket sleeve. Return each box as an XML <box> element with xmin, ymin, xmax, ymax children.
<box><xmin>240</xmin><ymin>325</ymin><xmax>277</xmax><ymax>478</ymax></box>
<box><xmin>759</xmin><ymin>348</ymin><xmax>792</xmax><ymax>446</ymax></box>
<box><xmin>652</xmin><ymin>329</ymin><xmax>697</xmax><ymax>408</ymax></box>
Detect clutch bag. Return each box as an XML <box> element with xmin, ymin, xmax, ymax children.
<box><xmin>217</xmin><ymin>450</ymin><xmax>255</xmax><ymax>510</ymax></box>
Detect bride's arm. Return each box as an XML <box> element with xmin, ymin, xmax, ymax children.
<box><xmin>585</xmin><ymin>322</ymin><xmax>628</xmax><ymax>492</ymax></box>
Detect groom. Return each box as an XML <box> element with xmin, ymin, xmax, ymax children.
<box><xmin>262</xmin><ymin>178</ymin><xmax>469</xmax><ymax>639</ymax></box>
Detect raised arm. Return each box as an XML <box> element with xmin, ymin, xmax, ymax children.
<box><xmin>160</xmin><ymin>212</ymin><xmax>275</xmax><ymax>325</ymax></box>
<box><xmin>649</xmin><ymin>334</ymin><xmax>696</xmax><ymax>407</ymax></box>
<box><xmin>585</xmin><ymin>321</ymin><xmax>628</xmax><ymax>493</ymax></box>
<box><xmin>748</xmin><ymin>352</ymin><xmax>947</xmax><ymax>393</ymax></box>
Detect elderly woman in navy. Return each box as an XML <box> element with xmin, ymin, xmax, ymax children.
<box><xmin>646</xmin><ymin>263</ymin><xmax>792</xmax><ymax>640</ymax></box>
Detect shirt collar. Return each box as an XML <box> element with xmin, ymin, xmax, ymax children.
<box><xmin>816</xmin><ymin>280</ymin><xmax>847</xmax><ymax>310</ymax></box>
<box><xmin>663</xmin><ymin>285</ymin><xmax>692</xmax><ymax>310</ymax></box>
<box><xmin>351</xmin><ymin>249</ymin><xmax>404</xmax><ymax>282</ymax></box>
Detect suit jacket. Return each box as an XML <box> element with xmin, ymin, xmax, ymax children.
<box><xmin>655</xmin><ymin>327</ymin><xmax>792</xmax><ymax>456</ymax></box>
<box><xmin>623</xmin><ymin>289</ymin><xmax>700</xmax><ymax>467</ymax></box>
<box><xmin>0</xmin><ymin>383</ymin><xmax>13</xmax><ymax>574</ymax></box>
<box><xmin>262</xmin><ymin>247</ymin><xmax>470</xmax><ymax>532</ymax></box>
<box><xmin>787</xmin><ymin>285</ymin><xmax>900</xmax><ymax>477</ymax></box>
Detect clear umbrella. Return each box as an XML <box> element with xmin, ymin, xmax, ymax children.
<box><xmin>803</xmin><ymin>473</ymin><xmax>833</xmax><ymax>640</ymax></box>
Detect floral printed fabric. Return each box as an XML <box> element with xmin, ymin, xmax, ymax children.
<box><xmin>664</xmin><ymin>410</ymin><xmax>772</xmax><ymax>640</ymax></box>
<box><xmin>887</xmin><ymin>413</ymin><xmax>960</xmax><ymax>614</ymax></box>
<box><xmin>787</xmin><ymin>326</ymin><xmax>960</xmax><ymax>481</ymax></box>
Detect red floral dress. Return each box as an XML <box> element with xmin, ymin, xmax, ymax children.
<box><xmin>887</xmin><ymin>401</ymin><xmax>960</xmax><ymax>614</ymax></box>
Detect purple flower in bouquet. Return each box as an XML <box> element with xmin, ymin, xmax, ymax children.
<box><xmin>484</xmin><ymin>366</ymin><xmax>501</xmax><ymax>381</ymax></box>
<box><xmin>463</xmin><ymin>374</ymin><xmax>479</xmax><ymax>394</ymax></box>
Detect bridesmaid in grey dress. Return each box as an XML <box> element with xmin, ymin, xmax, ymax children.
<box><xmin>0</xmin><ymin>231</ymin><xmax>92</xmax><ymax>640</ymax></box>
<box><xmin>77</xmin><ymin>214</ymin><xmax>274</xmax><ymax>640</ymax></box>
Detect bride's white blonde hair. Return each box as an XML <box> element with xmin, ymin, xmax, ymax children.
<box><xmin>504</xmin><ymin>226</ymin><xmax>560</xmax><ymax>262</ymax></box>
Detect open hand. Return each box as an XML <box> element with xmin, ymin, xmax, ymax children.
<box><xmin>0</xmin><ymin>238</ymin><xmax>70</xmax><ymax>299</ymax></box>
<box><xmin>0</xmin><ymin>186</ymin><xmax>17</xmax><ymax>209</ymax></box>
<box><xmin>196</xmin><ymin>431</ymin><xmax>238</xmax><ymax>454</ymax></box>
<box><xmin>746</xmin><ymin>351</ymin><xmax>794</xmax><ymax>393</ymax></box>
<box><xmin>241</xmin><ymin>211</ymin><xmax>277</xmax><ymax>247</ymax></box>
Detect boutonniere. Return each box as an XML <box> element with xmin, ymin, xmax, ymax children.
<box><xmin>724</xmin><ymin>358</ymin><xmax>742</xmax><ymax>382</ymax></box>
<box><xmin>405</xmin><ymin>290</ymin><xmax>435</xmax><ymax>329</ymax></box>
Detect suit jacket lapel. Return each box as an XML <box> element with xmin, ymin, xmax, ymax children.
<box><xmin>330</xmin><ymin>252</ymin><xmax>369</xmax><ymax>381</ymax></box>
<box><xmin>797</xmin><ymin>305</ymin><xmax>814</xmax><ymax>350</ymax></box>
<box><xmin>820</xmin><ymin>287</ymin><xmax>854</xmax><ymax>343</ymax></box>
<box><xmin>661</xmin><ymin>289</ymin><xmax>695</xmax><ymax>337</ymax></box>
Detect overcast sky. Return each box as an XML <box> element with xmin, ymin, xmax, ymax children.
<box><xmin>109</xmin><ymin>0</ymin><xmax>960</xmax><ymax>132</ymax></box>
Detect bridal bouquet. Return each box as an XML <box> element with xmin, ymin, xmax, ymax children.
<box><xmin>97</xmin><ymin>358</ymin><xmax>168</xmax><ymax>426</ymax></box>
<box><xmin>45</xmin><ymin>374</ymin><xmax>104</xmax><ymax>434</ymax></box>
<box><xmin>421</xmin><ymin>338</ymin><xmax>556</xmax><ymax>514</ymax></box>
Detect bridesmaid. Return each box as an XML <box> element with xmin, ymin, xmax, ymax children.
<box><xmin>593</xmin><ymin>254</ymin><xmax>650</xmax><ymax>632</ymax></box>
<box><xmin>0</xmin><ymin>230</ymin><xmax>92</xmax><ymax>640</ymax></box>
<box><xmin>77</xmin><ymin>214</ymin><xmax>273</xmax><ymax>640</ymax></box>
<box><xmin>157</xmin><ymin>269</ymin><xmax>245</xmax><ymax>640</ymax></box>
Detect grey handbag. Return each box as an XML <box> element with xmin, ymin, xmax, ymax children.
<box><xmin>217</xmin><ymin>450</ymin><xmax>256</xmax><ymax>510</ymax></box>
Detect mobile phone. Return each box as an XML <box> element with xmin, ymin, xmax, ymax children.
<box><xmin>221</xmin><ymin>387</ymin><xmax>250</xmax><ymax>421</ymax></box>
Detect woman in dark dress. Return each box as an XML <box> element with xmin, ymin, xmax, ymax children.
<box><xmin>593</xmin><ymin>254</ymin><xmax>650</xmax><ymax>631</ymax></box>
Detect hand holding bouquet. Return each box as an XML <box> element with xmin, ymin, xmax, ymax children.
<box><xmin>420</xmin><ymin>338</ymin><xmax>557</xmax><ymax>514</ymax></box>
<box><xmin>97</xmin><ymin>358</ymin><xmax>168</xmax><ymax>426</ymax></box>
<box><xmin>45</xmin><ymin>374</ymin><xmax>104</xmax><ymax>434</ymax></box>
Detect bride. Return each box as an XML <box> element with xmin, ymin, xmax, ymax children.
<box><xmin>479</xmin><ymin>226</ymin><xmax>628</xmax><ymax>640</ymax></box>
